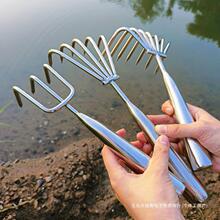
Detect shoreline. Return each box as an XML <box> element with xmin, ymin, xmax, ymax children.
<box><xmin>0</xmin><ymin>138</ymin><xmax>219</xmax><ymax>220</ymax></box>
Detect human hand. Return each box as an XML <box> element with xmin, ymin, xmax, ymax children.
<box><xmin>102</xmin><ymin>130</ymin><xmax>184</xmax><ymax>220</ymax></box>
<box><xmin>136</xmin><ymin>101</ymin><xmax>220</xmax><ymax>172</ymax></box>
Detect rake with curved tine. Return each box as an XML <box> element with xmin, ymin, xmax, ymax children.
<box><xmin>106</xmin><ymin>27</ymin><xmax>212</xmax><ymax>171</ymax></box>
<box><xmin>48</xmin><ymin>36</ymin><xmax>207</xmax><ymax>202</ymax></box>
<box><xmin>12</xmin><ymin>64</ymin><xmax>185</xmax><ymax>197</ymax></box>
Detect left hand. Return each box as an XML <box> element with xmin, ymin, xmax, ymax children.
<box><xmin>102</xmin><ymin>129</ymin><xmax>184</xmax><ymax>220</ymax></box>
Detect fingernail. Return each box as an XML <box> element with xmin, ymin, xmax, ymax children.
<box><xmin>158</xmin><ymin>135</ymin><xmax>169</xmax><ymax>146</ymax></box>
<box><xmin>165</xmin><ymin>107</ymin><xmax>172</xmax><ymax>114</ymax></box>
<box><xmin>155</xmin><ymin>125</ymin><xmax>167</xmax><ymax>134</ymax></box>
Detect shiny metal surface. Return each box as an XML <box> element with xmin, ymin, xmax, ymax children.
<box><xmin>106</xmin><ymin>27</ymin><xmax>212</xmax><ymax>171</ymax></box>
<box><xmin>47</xmin><ymin>35</ymin><xmax>207</xmax><ymax>202</ymax></box>
<box><xmin>12</xmin><ymin>64</ymin><xmax>185</xmax><ymax>196</ymax></box>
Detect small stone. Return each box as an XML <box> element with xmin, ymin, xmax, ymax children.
<box><xmin>62</xmin><ymin>130</ymin><xmax>67</xmax><ymax>135</ymax></box>
<box><xmin>75</xmin><ymin>191</ymin><xmax>85</xmax><ymax>199</ymax></box>
<box><xmin>0</xmin><ymin>205</ymin><xmax>3</xmax><ymax>210</ymax></box>
<box><xmin>58</xmin><ymin>168</ymin><xmax>63</xmax><ymax>174</ymax></box>
<box><xmin>37</xmin><ymin>178</ymin><xmax>45</xmax><ymax>188</ymax></box>
<box><xmin>79</xmin><ymin>170</ymin><xmax>84</xmax><ymax>176</ymax></box>
<box><xmin>64</xmin><ymin>153</ymin><xmax>68</xmax><ymax>159</ymax></box>
<box><xmin>82</xmin><ymin>175</ymin><xmax>87</xmax><ymax>181</ymax></box>
<box><xmin>43</xmin><ymin>120</ymin><xmax>49</xmax><ymax>126</ymax></box>
<box><xmin>13</xmin><ymin>159</ymin><xmax>20</xmax><ymax>164</ymax></box>
<box><xmin>14</xmin><ymin>178</ymin><xmax>21</xmax><ymax>185</ymax></box>
<box><xmin>34</xmin><ymin>199</ymin><xmax>38</xmax><ymax>209</ymax></box>
<box><xmin>38</xmin><ymin>139</ymin><xmax>43</xmax><ymax>144</ymax></box>
<box><xmin>45</xmin><ymin>176</ymin><xmax>52</xmax><ymax>183</ymax></box>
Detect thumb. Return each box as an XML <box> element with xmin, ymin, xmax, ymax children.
<box><xmin>155</xmin><ymin>123</ymin><xmax>199</xmax><ymax>139</ymax></box>
<box><xmin>147</xmin><ymin>135</ymin><xmax>170</xmax><ymax>174</ymax></box>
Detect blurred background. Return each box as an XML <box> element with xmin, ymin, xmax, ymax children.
<box><xmin>0</xmin><ymin>0</ymin><xmax>220</xmax><ymax>162</ymax></box>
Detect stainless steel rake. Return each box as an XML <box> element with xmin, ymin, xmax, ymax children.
<box><xmin>105</xmin><ymin>26</ymin><xmax>212</xmax><ymax>171</ymax></box>
<box><xmin>12</xmin><ymin>64</ymin><xmax>185</xmax><ymax>196</ymax></box>
<box><xmin>47</xmin><ymin>36</ymin><xmax>207</xmax><ymax>202</ymax></box>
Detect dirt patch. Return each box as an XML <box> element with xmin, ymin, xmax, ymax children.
<box><xmin>0</xmin><ymin>138</ymin><xmax>219</xmax><ymax>220</ymax></box>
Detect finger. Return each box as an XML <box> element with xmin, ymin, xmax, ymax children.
<box><xmin>155</xmin><ymin>123</ymin><xmax>199</xmax><ymax>139</ymax></box>
<box><xmin>131</xmin><ymin>140</ymin><xmax>144</xmax><ymax>149</ymax></box>
<box><xmin>162</xmin><ymin>100</ymin><xmax>206</xmax><ymax>120</ymax></box>
<box><xmin>162</xmin><ymin>100</ymin><xmax>174</xmax><ymax>116</ymax></box>
<box><xmin>102</xmin><ymin>146</ymin><xmax>128</xmax><ymax>182</ymax></box>
<box><xmin>143</xmin><ymin>143</ymin><xmax>153</xmax><ymax>155</ymax></box>
<box><xmin>116</xmin><ymin>128</ymin><xmax>126</xmax><ymax>138</ymax></box>
<box><xmin>136</xmin><ymin>132</ymin><xmax>148</xmax><ymax>143</ymax></box>
<box><xmin>146</xmin><ymin>135</ymin><xmax>170</xmax><ymax>174</ymax></box>
<box><xmin>147</xmin><ymin>114</ymin><xmax>176</xmax><ymax>125</ymax></box>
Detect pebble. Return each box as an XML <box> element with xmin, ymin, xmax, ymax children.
<box><xmin>62</xmin><ymin>130</ymin><xmax>67</xmax><ymax>135</ymax></box>
<box><xmin>58</xmin><ymin>168</ymin><xmax>63</xmax><ymax>175</ymax></box>
<box><xmin>13</xmin><ymin>159</ymin><xmax>20</xmax><ymax>164</ymax></box>
<box><xmin>43</xmin><ymin>120</ymin><xmax>49</xmax><ymax>126</ymax></box>
<box><xmin>75</xmin><ymin>191</ymin><xmax>85</xmax><ymax>199</ymax></box>
<box><xmin>45</xmin><ymin>176</ymin><xmax>52</xmax><ymax>183</ymax></box>
<box><xmin>37</xmin><ymin>178</ymin><xmax>45</xmax><ymax>188</ymax></box>
<box><xmin>34</xmin><ymin>199</ymin><xmax>38</xmax><ymax>209</ymax></box>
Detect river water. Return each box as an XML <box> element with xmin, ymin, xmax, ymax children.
<box><xmin>0</xmin><ymin>0</ymin><xmax>219</xmax><ymax>161</ymax></box>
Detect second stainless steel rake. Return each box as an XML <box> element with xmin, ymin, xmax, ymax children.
<box><xmin>105</xmin><ymin>26</ymin><xmax>212</xmax><ymax>171</ymax></box>
<box><xmin>47</xmin><ymin>36</ymin><xmax>207</xmax><ymax>202</ymax></box>
<box><xmin>12</xmin><ymin>64</ymin><xmax>185</xmax><ymax>197</ymax></box>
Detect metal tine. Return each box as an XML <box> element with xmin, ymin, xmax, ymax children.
<box><xmin>139</xmin><ymin>37</ymin><xmax>162</xmax><ymax>67</ymax></box>
<box><xmin>154</xmin><ymin>41</ymin><xmax>170</xmax><ymax>74</ymax></box>
<box><xmin>84</xmin><ymin>36</ymin><xmax>114</xmax><ymax>77</ymax></box>
<box><xmin>61</xmin><ymin>40</ymin><xmax>109</xmax><ymax>79</ymax></box>
<box><xmin>98</xmin><ymin>35</ymin><xmax>117</xmax><ymax>75</ymax></box>
<box><xmin>116</xmin><ymin>35</ymin><xmax>133</xmax><ymax>61</ymax></box>
<box><xmin>107</xmin><ymin>31</ymin><xmax>128</xmax><ymax>57</ymax></box>
<box><xmin>126</xmin><ymin>41</ymin><xmax>139</xmax><ymax>62</ymax></box>
<box><xmin>136</xmin><ymin>48</ymin><xmax>146</xmax><ymax>65</ymax></box>
<box><xmin>71</xmin><ymin>38</ymin><xmax>111</xmax><ymax>78</ymax></box>
<box><xmin>103</xmin><ymin>27</ymin><xmax>145</xmax><ymax>57</ymax></box>
<box><xmin>116</xmin><ymin>28</ymin><xmax>153</xmax><ymax>61</ymax></box>
<box><xmin>13</xmin><ymin>64</ymin><xmax>74</xmax><ymax>113</ymax></box>
<box><xmin>48</xmin><ymin>49</ymin><xmax>104</xmax><ymax>82</ymax></box>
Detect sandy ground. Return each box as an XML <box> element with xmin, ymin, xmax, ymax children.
<box><xmin>0</xmin><ymin>137</ymin><xmax>219</xmax><ymax>220</ymax></box>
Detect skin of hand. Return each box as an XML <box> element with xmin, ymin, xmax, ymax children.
<box><xmin>136</xmin><ymin>101</ymin><xmax>220</xmax><ymax>172</ymax></box>
<box><xmin>102</xmin><ymin>131</ymin><xmax>184</xmax><ymax>220</ymax></box>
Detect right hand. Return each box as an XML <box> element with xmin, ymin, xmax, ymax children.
<box><xmin>136</xmin><ymin>101</ymin><xmax>220</xmax><ymax>172</ymax></box>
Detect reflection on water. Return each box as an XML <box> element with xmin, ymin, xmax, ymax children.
<box><xmin>0</xmin><ymin>0</ymin><xmax>219</xmax><ymax>161</ymax></box>
<box><xmin>109</xmin><ymin>0</ymin><xmax>220</xmax><ymax>46</ymax></box>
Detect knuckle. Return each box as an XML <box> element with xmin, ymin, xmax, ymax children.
<box><xmin>170</xmin><ymin>125</ymin><xmax>180</xmax><ymax>136</ymax></box>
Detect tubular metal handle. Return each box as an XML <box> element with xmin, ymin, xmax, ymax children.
<box><xmin>125</xmin><ymin>100</ymin><xmax>208</xmax><ymax>202</ymax></box>
<box><xmin>76</xmin><ymin>112</ymin><xmax>185</xmax><ymax>195</ymax></box>
<box><xmin>156</xmin><ymin>54</ymin><xmax>212</xmax><ymax>171</ymax></box>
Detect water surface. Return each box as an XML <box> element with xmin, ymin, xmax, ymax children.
<box><xmin>0</xmin><ymin>0</ymin><xmax>220</xmax><ymax>161</ymax></box>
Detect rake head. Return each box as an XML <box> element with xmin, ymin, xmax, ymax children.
<box><xmin>104</xmin><ymin>27</ymin><xmax>170</xmax><ymax>71</ymax></box>
<box><xmin>48</xmin><ymin>36</ymin><xmax>119</xmax><ymax>85</ymax></box>
<box><xmin>13</xmin><ymin>64</ymin><xmax>75</xmax><ymax>113</ymax></box>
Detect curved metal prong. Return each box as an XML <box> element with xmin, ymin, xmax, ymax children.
<box><xmin>144</xmin><ymin>55</ymin><xmax>154</xmax><ymax>70</ymax></box>
<box><xmin>48</xmin><ymin>49</ymin><xmax>104</xmax><ymax>82</ymax></box>
<box><xmin>160</xmin><ymin>38</ymin><xmax>164</xmax><ymax>53</ymax></box>
<box><xmin>126</xmin><ymin>41</ymin><xmax>139</xmax><ymax>62</ymax></box>
<box><xmin>117</xmin><ymin>35</ymin><xmax>133</xmax><ymax>61</ymax></box>
<box><xmin>85</xmin><ymin>37</ymin><xmax>114</xmax><ymax>77</ymax></box>
<box><xmin>136</xmin><ymin>48</ymin><xmax>145</xmax><ymax>65</ymax></box>
<box><xmin>13</xmin><ymin>64</ymin><xmax>75</xmax><ymax>113</ymax></box>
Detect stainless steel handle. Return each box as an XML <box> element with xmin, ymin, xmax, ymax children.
<box><xmin>155</xmin><ymin>55</ymin><xmax>212</xmax><ymax>171</ymax></box>
<box><xmin>76</xmin><ymin>112</ymin><xmax>185</xmax><ymax>195</ymax></box>
<box><xmin>125</xmin><ymin>100</ymin><xmax>208</xmax><ymax>202</ymax></box>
